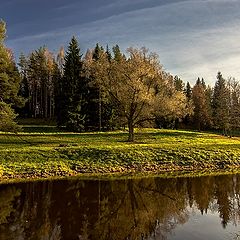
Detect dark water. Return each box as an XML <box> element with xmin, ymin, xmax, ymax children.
<box><xmin>0</xmin><ymin>174</ymin><xmax>240</xmax><ymax>240</ymax></box>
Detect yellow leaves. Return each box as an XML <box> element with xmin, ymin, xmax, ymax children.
<box><xmin>44</xmin><ymin>48</ymin><xmax>54</xmax><ymax>72</ymax></box>
<box><xmin>155</xmin><ymin>88</ymin><xmax>190</xmax><ymax>120</ymax></box>
<box><xmin>0</xmin><ymin>45</ymin><xmax>12</xmax><ymax>71</ymax></box>
<box><xmin>0</xmin><ymin>20</ymin><xmax>6</xmax><ymax>43</ymax></box>
<box><xmin>88</xmin><ymin>46</ymin><xmax>189</xmax><ymax>129</ymax></box>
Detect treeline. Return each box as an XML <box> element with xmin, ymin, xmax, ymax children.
<box><xmin>185</xmin><ymin>73</ymin><xmax>240</xmax><ymax>135</ymax></box>
<box><xmin>17</xmin><ymin>38</ymin><xmax>191</xmax><ymax>141</ymax></box>
<box><xmin>1</xmin><ymin>20</ymin><xmax>240</xmax><ymax>139</ymax></box>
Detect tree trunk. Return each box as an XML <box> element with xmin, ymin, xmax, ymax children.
<box><xmin>128</xmin><ymin>120</ymin><xmax>134</xmax><ymax>142</ymax></box>
<box><xmin>45</xmin><ymin>89</ymin><xmax>48</xmax><ymax>118</ymax></box>
<box><xmin>34</xmin><ymin>90</ymin><xmax>37</xmax><ymax>118</ymax></box>
<box><xmin>40</xmin><ymin>87</ymin><xmax>43</xmax><ymax>117</ymax></box>
<box><xmin>99</xmin><ymin>88</ymin><xmax>102</xmax><ymax>131</ymax></box>
<box><xmin>49</xmin><ymin>95</ymin><xmax>52</xmax><ymax>119</ymax></box>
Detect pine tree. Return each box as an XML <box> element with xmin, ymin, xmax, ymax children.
<box><xmin>52</xmin><ymin>60</ymin><xmax>62</xmax><ymax>121</ymax></box>
<box><xmin>0</xmin><ymin>102</ymin><xmax>20</xmax><ymax>132</ymax></box>
<box><xmin>204</xmin><ymin>85</ymin><xmax>213</xmax><ymax>127</ymax></box>
<box><xmin>56</xmin><ymin>46</ymin><xmax>65</xmax><ymax>76</ymax></box>
<box><xmin>0</xmin><ymin>47</ymin><xmax>23</xmax><ymax>106</ymax></box>
<box><xmin>18</xmin><ymin>53</ymin><xmax>30</xmax><ymax>117</ymax></box>
<box><xmin>21</xmin><ymin>47</ymin><xmax>56</xmax><ymax>119</ymax></box>
<box><xmin>0</xmin><ymin>20</ymin><xmax>23</xmax><ymax>131</ymax></box>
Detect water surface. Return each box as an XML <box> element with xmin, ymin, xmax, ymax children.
<box><xmin>0</xmin><ymin>174</ymin><xmax>240</xmax><ymax>240</ymax></box>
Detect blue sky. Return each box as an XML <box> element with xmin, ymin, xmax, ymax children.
<box><xmin>1</xmin><ymin>0</ymin><xmax>240</xmax><ymax>84</ymax></box>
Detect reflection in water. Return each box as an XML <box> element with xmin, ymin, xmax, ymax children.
<box><xmin>0</xmin><ymin>174</ymin><xmax>239</xmax><ymax>240</ymax></box>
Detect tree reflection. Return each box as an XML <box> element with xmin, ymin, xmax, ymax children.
<box><xmin>92</xmin><ymin>178</ymin><xmax>189</xmax><ymax>240</ymax></box>
<box><xmin>0</xmin><ymin>186</ymin><xmax>21</xmax><ymax>224</ymax></box>
<box><xmin>0</xmin><ymin>174</ymin><xmax>239</xmax><ymax>239</ymax></box>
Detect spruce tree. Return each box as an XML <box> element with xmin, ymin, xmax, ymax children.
<box><xmin>92</xmin><ymin>43</ymin><xmax>102</xmax><ymax>61</ymax></box>
<box><xmin>227</xmin><ymin>78</ymin><xmax>240</xmax><ymax>134</ymax></box>
<box><xmin>196</xmin><ymin>77</ymin><xmax>201</xmax><ymax>86</ymax></box>
<box><xmin>59</xmin><ymin>37</ymin><xmax>87</xmax><ymax>131</ymax></box>
<box><xmin>174</xmin><ymin>76</ymin><xmax>185</xmax><ymax>92</ymax></box>
<box><xmin>112</xmin><ymin>44</ymin><xmax>125</xmax><ymax>62</ymax></box>
<box><xmin>201</xmin><ymin>78</ymin><xmax>206</xmax><ymax>89</ymax></box>
<box><xmin>212</xmin><ymin>72</ymin><xmax>230</xmax><ymax>133</ymax></box>
<box><xmin>184</xmin><ymin>82</ymin><xmax>192</xmax><ymax>100</ymax></box>
<box><xmin>106</xmin><ymin>45</ymin><xmax>112</xmax><ymax>62</ymax></box>
<box><xmin>192</xmin><ymin>79</ymin><xmax>211</xmax><ymax>130</ymax></box>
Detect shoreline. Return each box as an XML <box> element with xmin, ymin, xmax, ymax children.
<box><xmin>1</xmin><ymin>147</ymin><xmax>240</xmax><ymax>183</ymax></box>
<box><xmin>1</xmin><ymin>129</ymin><xmax>240</xmax><ymax>183</ymax></box>
<box><xmin>0</xmin><ymin>167</ymin><xmax>240</xmax><ymax>185</ymax></box>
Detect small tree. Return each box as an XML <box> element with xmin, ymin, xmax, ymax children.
<box><xmin>0</xmin><ymin>102</ymin><xmax>20</xmax><ymax>132</ymax></box>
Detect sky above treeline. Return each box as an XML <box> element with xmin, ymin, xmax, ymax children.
<box><xmin>1</xmin><ymin>0</ymin><xmax>240</xmax><ymax>84</ymax></box>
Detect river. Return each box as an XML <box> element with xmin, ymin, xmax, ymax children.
<box><xmin>0</xmin><ymin>174</ymin><xmax>239</xmax><ymax>240</ymax></box>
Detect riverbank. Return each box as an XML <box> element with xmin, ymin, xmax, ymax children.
<box><xmin>0</xmin><ymin>129</ymin><xmax>240</xmax><ymax>181</ymax></box>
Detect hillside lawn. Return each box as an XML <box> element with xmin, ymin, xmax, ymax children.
<box><xmin>0</xmin><ymin>127</ymin><xmax>240</xmax><ymax>181</ymax></box>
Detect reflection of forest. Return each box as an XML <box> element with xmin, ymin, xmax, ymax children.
<box><xmin>0</xmin><ymin>174</ymin><xmax>240</xmax><ymax>240</ymax></box>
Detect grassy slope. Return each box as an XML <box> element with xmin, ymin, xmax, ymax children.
<box><xmin>0</xmin><ymin>128</ymin><xmax>240</xmax><ymax>180</ymax></box>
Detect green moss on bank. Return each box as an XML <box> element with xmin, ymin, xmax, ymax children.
<box><xmin>0</xmin><ymin>129</ymin><xmax>240</xmax><ymax>180</ymax></box>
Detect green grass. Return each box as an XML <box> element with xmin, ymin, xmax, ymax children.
<box><xmin>0</xmin><ymin>128</ymin><xmax>240</xmax><ymax>181</ymax></box>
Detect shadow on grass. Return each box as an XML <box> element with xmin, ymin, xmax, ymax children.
<box><xmin>1</xmin><ymin>129</ymin><xmax>232</xmax><ymax>148</ymax></box>
<box><xmin>22</xmin><ymin>126</ymin><xmax>60</xmax><ymax>133</ymax></box>
<box><xmin>135</xmin><ymin>130</ymin><xmax>203</xmax><ymax>138</ymax></box>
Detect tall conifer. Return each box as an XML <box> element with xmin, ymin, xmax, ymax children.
<box><xmin>59</xmin><ymin>37</ymin><xmax>86</xmax><ymax>131</ymax></box>
<box><xmin>212</xmin><ymin>72</ymin><xmax>230</xmax><ymax>133</ymax></box>
<box><xmin>192</xmin><ymin>79</ymin><xmax>211</xmax><ymax>130</ymax></box>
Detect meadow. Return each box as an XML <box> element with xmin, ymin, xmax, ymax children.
<box><xmin>0</xmin><ymin>127</ymin><xmax>240</xmax><ymax>181</ymax></box>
